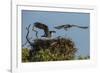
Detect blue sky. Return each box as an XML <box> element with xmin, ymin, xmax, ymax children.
<box><xmin>22</xmin><ymin>10</ymin><xmax>90</xmax><ymax>57</ymax></box>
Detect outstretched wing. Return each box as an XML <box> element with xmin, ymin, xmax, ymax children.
<box><xmin>71</xmin><ymin>25</ymin><xmax>88</xmax><ymax>29</ymax></box>
<box><xmin>54</xmin><ymin>25</ymin><xmax>66</xmax><ymax>29</ymax></box>
<box><xmin>34</xmin><ymin>22</ymin><xmax>49</xmax><ymax>36</ymax></box>
<box><xmin>54</xmin><ymin>24</ymin><xmax>88</xmax><ymax>31</ymax></box>
<box><xmin>34</xmin><ymin>22</ymin><xmax>48</xmax><ymax>30</ymax></box>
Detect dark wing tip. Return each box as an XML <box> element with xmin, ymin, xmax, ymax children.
<box><xmin>81</xmin><ymin>26</ymin><xmax>88</xmax><ymax>29</ymax></box>
<box><xmin>34</xmin><ymin>22</ymin><xmax>40</xmax><ymax>25</ymax></box>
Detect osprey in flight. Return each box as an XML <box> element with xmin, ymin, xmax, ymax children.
<box><xmin>54</xmin><ymin>24</ymin><xmax>88</xmax><ymax>31</ymax></box>
<box><xmin>33</xmin><ymin>22</ymin><xmax>56</xmax><ymax>38</ymax></box>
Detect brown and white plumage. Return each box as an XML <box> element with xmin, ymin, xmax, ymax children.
<box><xmin>33</xmin><ymin>22</ymin><xmax>56</xmax><ymax>38</ymax></box>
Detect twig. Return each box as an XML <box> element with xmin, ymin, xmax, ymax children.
<box><xmin>26</xmin><ymin>24</ymin><xmax>34</xmax><ymax>48</ymax></box>
<box><xmin>22</xmin><ymin>37</ymin><xmax>32</xmax><ymax>47</ymax></box>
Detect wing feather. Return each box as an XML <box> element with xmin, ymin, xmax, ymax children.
<box><xmin>54</xmin><ymin>25</ymin><xmax>66</xmax><ymax>29</ymax></box>
<box><xmin>71</xmin><ymin>25</ymin><xmax>88</xmax><ymax>29</ymax></box>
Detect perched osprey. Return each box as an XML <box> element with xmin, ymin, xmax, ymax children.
<box><xmin>33</xmin><ymin>22</ymin><xmax>56</xmax><ymax>38</ymax></box>
<box><xmin>54</xmin><ymin>24</ymin><xmax>88</xmax><ymax>31</ymax></box>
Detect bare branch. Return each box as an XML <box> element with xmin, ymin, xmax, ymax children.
<box><xmin>26</xmin><ymin>24</ymin><xmax>34</xmax><ymax>48</ymax></box>
<box><xmin>22</xmin><ymin>37</ymin><xmax>32</xmax><ymax>47</ymax></box>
